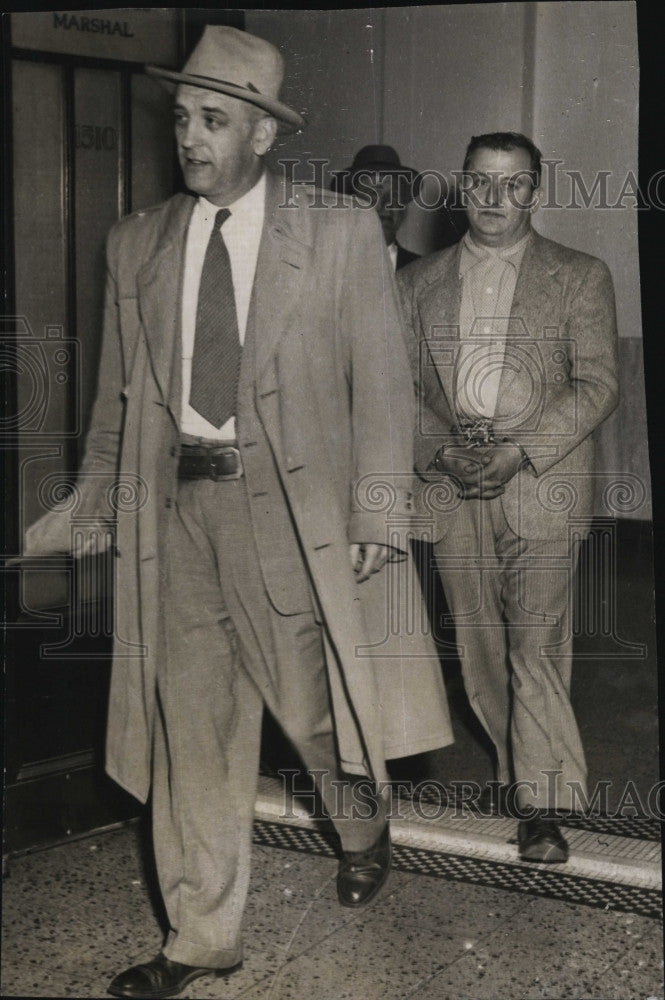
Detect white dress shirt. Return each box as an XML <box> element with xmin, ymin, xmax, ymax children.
<box><xmin>388</xmin><ymin>241</ymin><xmax>398</xmax><ymax>272</ymax></box>
<box><xmin>180</xmin><ymin>172</ymin><xmax>266</xmax><ymax>440</ymax></box>
<box><xmin>455</xmin><ymin>230</ymin><xmax>531</xmax><ymax>421</ymax></box>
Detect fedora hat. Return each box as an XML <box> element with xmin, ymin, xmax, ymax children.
<box><xmin>332</xmin><ymin>145</ymin><xmax>422</xmax><ymax>202</ymax></box>
<box><xmin>146</xmin><ymin>26</ymin><xmax>305</xmax><ymax>132</ymax></box>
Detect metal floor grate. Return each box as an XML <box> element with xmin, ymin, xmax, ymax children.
<box><xmin>407</xmin><ymin>784</ymin><xmax>662</xmax><ymax>841</ymax></box>
<box><xmin>253</xmin><ymin>774</ymin><xmax>662</xmax><ymax>920</ymax></box>
<box><xmin>252</xmin><ymin>818</ymin><xmax>662</xmax><ymax>920</ymax></box>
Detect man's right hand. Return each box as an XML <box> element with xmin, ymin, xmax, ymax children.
<box><xmin>23</xmin><ymin>507</ymin><xmax>114</xmax><ymax>559</ymax></box>
<box><xmin>430</xmin><ymin>445</ymin><xmax>506</xmax><ymax>500</ymax></box>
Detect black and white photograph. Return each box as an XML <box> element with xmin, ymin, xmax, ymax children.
<box><xmin>2</xmin><ymin>4</ymin><xmax>663</xmax><ymax>998</ymax></box>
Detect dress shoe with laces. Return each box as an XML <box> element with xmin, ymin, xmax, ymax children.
<box><xmin>337</xmin><ymin>823</ymin><xmax>391</xmax><ymax>907</ymax></box>
<box><xmin>518</xmin><ymin>810</ymin><xmax>569</xmax><ymax>863</ymax></box>
<box><xmin>107</xmin><ymin>952</ymin><xmax>241</xmax><ymax>999</ymax></box>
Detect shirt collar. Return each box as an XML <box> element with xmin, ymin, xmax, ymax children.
<box><xmin>197</xmin><ymin>170</ymin><xmax>266</xmax><ymax>224</ymax></box>
<box><xmin>459</xmin><ymin>229</ymin><xmax>532</xmax><ymax>278</ymax></box>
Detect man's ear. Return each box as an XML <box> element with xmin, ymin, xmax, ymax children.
<box><xmin>252</xmin><ymin>115</ymin><xmax>278</xmax><ymax>156</ymax></box>
<box><xmin>530</xmin><ymin>183</ymin><xmax>543</xmax><ymax>215</ymax></box>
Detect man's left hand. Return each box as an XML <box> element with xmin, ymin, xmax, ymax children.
<box><xmin>349</xmin><ymin>543</ymin><xmax>390</xmax><ymax>583</ymax></box>
<box><xmin>460</xmin><ymin>441</ymin><xmax>524</xmax><ymax>499</ymax></box>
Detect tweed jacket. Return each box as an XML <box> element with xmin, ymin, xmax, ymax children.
<box><xmin>398</xmin><ymin>231</ymin><xmax>619</xmax><ymax>541</ymax></box>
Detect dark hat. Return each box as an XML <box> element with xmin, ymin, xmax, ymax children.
<box><xmin>332</xmin><ymin>145</ymin><xmax>421</xmax><ymax>201</ymax></box>
<box><xmin>146</xmin><ymin>25</ymin><xmax>304</xmax><ymax>132</ymax></box>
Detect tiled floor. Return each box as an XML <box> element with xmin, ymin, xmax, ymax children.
<box><xmin>2</xmin><ymin>822</ymin><xmax>663</xmax><ymax>1000</ymax></box>
<box><xmin>4</xmin><ymin>521</ymin><xmax>660</xmax><ymax>998</ymax></box>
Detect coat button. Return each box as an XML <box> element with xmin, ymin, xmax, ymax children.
<box><xmin>170</xmin><ymin>446</ymin><xmax>177</xmax><ymax>457</ymax></box>
<box><xmin>165</xmin><ymin>497</ymin><xmax>172</xmax><ymax>509</ymax></box>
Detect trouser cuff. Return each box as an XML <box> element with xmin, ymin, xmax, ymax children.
<box><xmin>163</xmin><ymin>932</ymin><xmax>243</xmax><ymax>969</ymax></box>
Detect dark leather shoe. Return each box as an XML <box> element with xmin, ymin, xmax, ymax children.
<box><xmin>518</xmin><ymin>811</ymin><xmax>569</xmax><ymax>863</ymax></box>
<box><xmin>337</xmin><ymin>824</ymin><xmax>391</xmax><ymax>907</ymax></box>
<box><xmin>107</xmin><ymin>952</ymin><xmax>241</xmax><ymax>999</ymax></box>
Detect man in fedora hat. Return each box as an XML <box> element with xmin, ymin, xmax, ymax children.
<box><xmin>332</xmin><ymin>144</ymin><xmax>421</xmax><ymax>270</ymax></box>
<box><xmin>25</xmin><ymin>25</ymin><xmax>451</xmax><ymax>999</ymax></box>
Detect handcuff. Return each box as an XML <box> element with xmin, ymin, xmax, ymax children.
<box><xmin>432</xmin><ymin>420</ymin><xmax>531</xmax><ymax>474</ymax></box>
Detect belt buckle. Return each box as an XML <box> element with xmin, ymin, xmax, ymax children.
<box><xmin>210</xmin><ymin>446</ymin><xmax>242</xmax><ymax>481</ymax></box>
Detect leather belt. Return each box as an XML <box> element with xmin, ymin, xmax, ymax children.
<box><xmin>178</xmin><ymin>442</ymin><xmax>243</xmax><ymax>481</ymax></box>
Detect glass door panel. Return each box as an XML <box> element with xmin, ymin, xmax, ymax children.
<box><xmin>73</xmin><ymin>67</ymin><xmax>122</xmax><ymax>442</ymax></box>
<box><xmin>131</xmin><ymin>73</ymin><xmax>175</xmax><ymax>211</ymax></box>
<box><xmin>12</xmin><ymin>60</ymin><xmax>68</xmax><ymax>535</ymax></box>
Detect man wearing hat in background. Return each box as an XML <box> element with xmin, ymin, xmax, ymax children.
<box><xmin>25</xmin><ymin>25</ymin><xmax>451</xmax><ymax>999</ymax></box>
<box><xmin>332</xmin><ymin>144</ymin><xmax>421</xmax><ymax>270</ymax></box>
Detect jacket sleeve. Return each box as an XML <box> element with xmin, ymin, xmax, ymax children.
<box><xmin>517</xmin><ymin>257</ymin><xmax>620</xmax><ymax>476</ymax></box>
<box><xmin>343</xmin><ymin>208</ymin><xmax>416</xmax><ymax>547</ymax></box>
<box><xmin>73</xmin><ymin>223</ymin><xmax>128</xmax><ymax>518</ymax></box>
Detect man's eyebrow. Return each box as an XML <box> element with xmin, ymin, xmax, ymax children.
<box><xmin>469</xmin><ymin>169</ymin><xmax>530</xmax><ymax>181</ymax></box>
<box><xmin>173</xmin><ymin>103</ymin><xmax>228</xmax><ymax>116</ymax></box>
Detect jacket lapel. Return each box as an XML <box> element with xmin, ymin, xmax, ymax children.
<box><xmin>495</xmin><ymin>232</ymin><xmax>564</xmax><ymax>423</ymax></box>
<box><xmin>510</xmin><ymin>231</ymin><xmax>564</xmax><ymax>338</ymax></box>
<box><xmin>418</xmin><ymin>243</ymin><xmax>463</xmax><ymax>409</ymax></box>
<box><xmin>136</xmin><ymin>176</ymin><xmax>311</xmax><ymax>421</ymax></box>
<box><xmin>136</xmin><ymin>195</ymin><xmax>194</xmax><ymax>409</ymax></box>
<box><xmin>250</xmin><ymin>172</ymin><xmax>311</xmax><ymax>386</ymax></box>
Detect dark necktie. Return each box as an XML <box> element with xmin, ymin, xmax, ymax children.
<box><xmin>189</xmin><ymin>207</ymin><xmax>241</xmax><ymax>428</ymax></box>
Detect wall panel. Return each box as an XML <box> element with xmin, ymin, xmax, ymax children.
<box><xmin>530</xmin><ymin>1</ymin><xmax>640</xmax><ymax>338</ymax></box>
<box><xmin>529</xmin><ymin>2</ymin><xmax>646</xmax><ymax>516</ymax></box>
<box><xmin>245</xmin><ymin>8</ymin><xmax>386</xmax><ymax>182</ymax></box>
<box><xmin>383</xmin><ymin>3</ymin><xmax>531</xmax><ymax>255</ymax></box>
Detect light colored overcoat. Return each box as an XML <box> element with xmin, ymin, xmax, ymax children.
<box><xmin>77</xmin><ymin>173</ymin><xmax>452</xmax><ymax>803</ymax></box>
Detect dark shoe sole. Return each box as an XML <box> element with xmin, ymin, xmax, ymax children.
<box><xmin>519</xmin><ymin>853</ymin><xmax>568</xmax><ymax>864</ymax></box>
<box><xmin>107</xmin><ymin>960</ymin><xmax>242</xmax><ymax>999</ymax></box>
<box><xmin>519</xmin><ymin>844</ymin><xmax>569</xmax><ymax>863</ymax></box>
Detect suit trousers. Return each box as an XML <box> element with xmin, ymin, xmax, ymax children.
<box><xmin>153</xmin><ymin>475</ymin><xmax>386</xmax><ymax>968</ymax></box>
<box><xmin>433</xmin><ymin>496</ymin><xmax>588</xmax><ymax>810</ymax></box>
